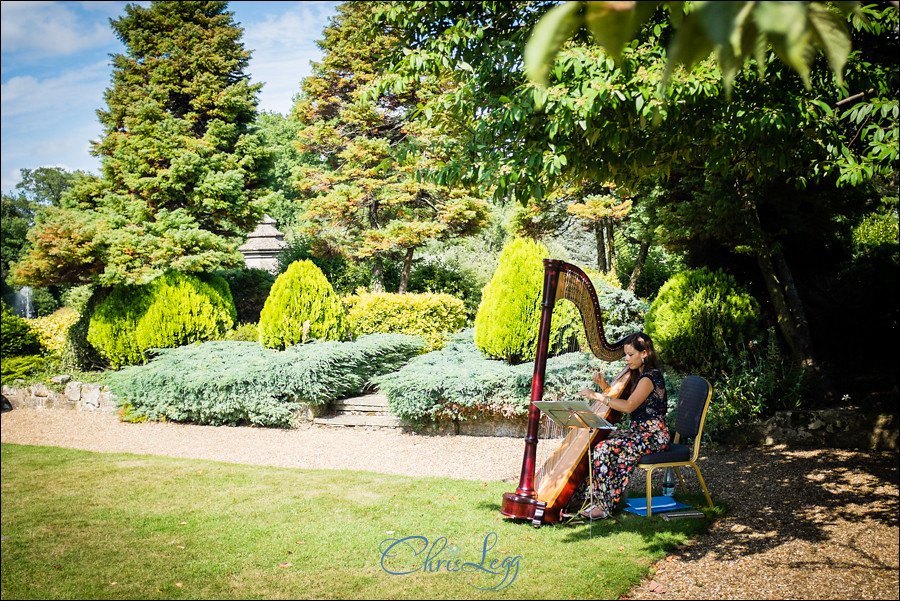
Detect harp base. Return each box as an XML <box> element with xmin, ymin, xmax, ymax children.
<box><xmin>500</xmin><ymin>493</ymin><xmax>553</xmax><ymax>526</ymax></box>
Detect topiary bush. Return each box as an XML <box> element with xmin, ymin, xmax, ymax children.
<box><xmin>646</xmin><ymin>267</ymin><xmax>760</xmax><ymax>371</ymax></box>
<box><xmin>473</xmin><ymin>237</ymin><xmax>579</xmax><ymax>364</ymax></box>
<box><xmin>344</xmin><ymin>290</ymin><xmax>467</xmax><ymax>352</ymax></box>
<box><xmin>258</xmin><ymin>260</ymin><xmax>347</xmax><ymax>349</ymax></box>
<box><xmin>87</xmin><ymin>272</ymin><xmax>236</xmax><ymax>368</ymax></box>
<box><xmin>216</xmin><ymin>268</ymin><xmax>275</xmax><ymax>324</ymax></box>
<box><xmin>1</xmin><ymin>300</ymin><xmax>43</xmax><ymax>358</ymax></box>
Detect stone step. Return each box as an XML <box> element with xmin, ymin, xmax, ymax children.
<box><xmin>314</xmin><ymin>413</ymin><xmax>405</xmax><ymax>428</ymax></box>
<box><xmin>331</xmin><ymin>393</ymin><xmax>391</xmax><ymax>413</ymax></box>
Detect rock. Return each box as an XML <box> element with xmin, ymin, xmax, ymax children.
<box><xmin>51</xmin><ymin>375</ymin><xmax>71</xmax><ymax>385</ymax></box>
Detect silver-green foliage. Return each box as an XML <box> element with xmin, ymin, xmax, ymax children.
<box><xmin>374</xmin><ymin>329</ymin><xmax>623</xmax><ymax>421</ymax></box>
<box><xmin>107</xmin><ymin>334</ymin><xmax>425</xmax><ymax>427</ymax></box>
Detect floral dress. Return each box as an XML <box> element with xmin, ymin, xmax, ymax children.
<box><xmin>585</xmin><ymin>368</ymin><xmax>670</xmax><ymax>515</ymax></box>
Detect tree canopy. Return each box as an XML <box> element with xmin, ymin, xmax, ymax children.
<box><xmin>289</xmin><ymin>1</ymin><xmax>491</xmax><ymax>292</ymax></box>
<box><xmin>12</xmin><ymin>1</ymin><xmax>269</xmax><ymax>287</ymax></box>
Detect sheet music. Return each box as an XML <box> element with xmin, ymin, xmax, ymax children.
<box><xmin>533</xmin><ymin>400</ymin><xmax>617</xmax><ymax>430</ymax></box>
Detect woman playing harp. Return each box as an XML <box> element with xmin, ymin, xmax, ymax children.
<box><xmin>576</xmin><ymin>332</ymin><xmax>670</xmax><ymax>520</ymax></box>
<box><xmin>500</xmin><ymin>259</ymin><xmax>636</xmax><ymax>525</ymax></box>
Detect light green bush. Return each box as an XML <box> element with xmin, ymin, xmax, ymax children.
<box><xmin>473</xmin><ymin>237</ymin><xmax>578</xmax><ymax>364</ymax></box>
<box><xmin>87</xmin><ymin>272</ymin><xmax>236</xmax><ymax>368</ymax></box>
<box><xmin>1</xmin><ymin>355</ymin><xmax>45</xmax><ymax>385</ymax></box>
<box><xmin>258</xmin><ymin>260</ymin><xmax>347</xmax><ymax>349</ymax></box>
<box><xmin>646</xmin><ymin>267</ymin><xmax>760</xmax><ymax>370</ymax></box>
<box><xmin>344</xmin><ymin>290</ymin><xmax>467</xmax><ymax>351</ymax></box>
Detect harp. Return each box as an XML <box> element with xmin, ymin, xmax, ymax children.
<box><xmin>500</xmin><ymin>259</ymin><xmax>629</xmax><ymax>526</ymax></box>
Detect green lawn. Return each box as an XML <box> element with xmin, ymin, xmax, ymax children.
<box><xmin>0</xmin><ymin>443</ymin><xmax>721</xmax><ymax>599</ymax></box>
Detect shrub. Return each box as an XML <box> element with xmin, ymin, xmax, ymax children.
<box><xmin>701</xmin><ymin>329</ymin><xmax>807</xmax><ymax>438</ymax></box>
<box><xmin>344</xmin><ymin>290</ymin><xmax>467</xmax><ymax>352</ymax></box>
<box><xmin>64</xmin><ymin>287</ymin><xmax>109</xmax><ymax>371</ymax></box>
<box><xmin>30</xmin><ymin>286</ymin><xmax>62</xmax><ymax>317</ymax></box>
<box><xmin>226</xmin><ymin>322</ymin><xmax>259</xmax><ymax>342</ymax></box>
<box><xmin>216</xmin><ymin>268</ymin><xmax>275</xmax><ymax>324</ymax></box>
<box><xmin>30</xmin><ymin>307</ymin><xmax>80</xmax><ymax>358</ymax></box>
<box><xmin>473</xmin><ymin>237</ymin><xmax>579</xmax><ymax>364</ymax></box>
<box><xmin>1</xmin><ymin>301</ymin><xmax>43</xmax><ymax>358</ymax></box>
<box><xmin>646</xmin><ymin>267</ymin><xmax>760</xmax><ymax>371</ymax></box>
<box><xmin>277</xmin><ymin>236</ymin><xmax>374</xmax><ymax>294</ymax></box>
<box><xmin>87</xmin><ymin>272</ymin><xmax>236</xmax><ymax>368</ymax></box>
<box><xmin>407</xmin><ymin>259</ymin><xmax>483</xmax><ymax>321</ymax></box>
<box><xmin>258</xmin><ymin>260</ymin><xmax>347</xmax><ymax>349</ymax></box>
<box><xmin>374</xmin><ymin>329</ymin><xmax>622</xmax><ymax>421</ymax></box>
<box><xmin>592</xmin><ymin>276</ymin><xmax>650</xmax><ymax>341</ymax></box>
<box><xmin>62</xmin><ymin>284</ymin><xmax>94</xmax><ymax>314</ymax></box>
<box><xmin>106</xmin><ymin>334</ymin><xmax>425</xmax><ymax>427</ymax></box>
<box><xmin>1</xmin><ymin>355</ymin><xmax>45</xmax><ymax>385</ymax></box>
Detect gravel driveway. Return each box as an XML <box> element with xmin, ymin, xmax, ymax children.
<box><xmin>2</xmin><ymin>408</ymin><xmax>897</xmax><ymax>599</ymax></box>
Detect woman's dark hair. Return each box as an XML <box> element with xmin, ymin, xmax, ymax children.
<box><xmin>622</xmin><ymin>332</ymin><xmax>660</xmax><ymax>370</ymax></box>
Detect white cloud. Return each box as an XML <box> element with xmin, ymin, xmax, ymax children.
<box><xmin>242</xmin><ymin>2</ymin><xmax>336</xmax><ymax>114</ymax></box>
<box><xmin>0</xmin><ymin>59</ymin><xmax>107</xmax><ymax>119</ymax></box>
<box><xmin>0</xmin><ymin>59</ymin><xmax>107</xmax><ymax>190</ymax></box>
<box><xmin>0</xmin><ymin>1</ymin><xmax>116</xmax><ymax>57</ymax></box>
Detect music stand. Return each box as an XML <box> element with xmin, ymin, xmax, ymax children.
<box><xmin>533</xmin><ymin>400</ymin><xmax>616</xmax><ymax>536</ymax></box>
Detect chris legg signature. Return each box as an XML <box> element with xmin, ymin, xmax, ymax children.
<box><xmin>379</xmin><ymin>532</ymin><xmax>521</xmax><ymax>591</ymax></box>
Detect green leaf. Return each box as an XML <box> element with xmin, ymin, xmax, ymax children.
<box><xmin>807</xmin><ymin>3</ymin><xmax>851</xmax><ymax>85</ymax></box>
<box><xmin>525</xmin><ymin>1</ymin><xmax>582</xmax><ymax>86</ymax></box>
<box><xmin>584</xmin><ymin>0</ymin><xmax>661</xmax><ymax>61</ymax></box>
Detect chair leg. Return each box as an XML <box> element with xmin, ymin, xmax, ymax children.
<box><xmin>645</xmin><ymin>467</ymin><xmax>654</xmax><ymax>517</ymax></box>
<box><xmin>674</xmin><ymin>466</ymin><xmax>688</xmax><ymax>493</ymax></box>
<box><xmin>690</xmin><ymin>463</ymin><xmax>714</xmax><ymax>509</ymax></box>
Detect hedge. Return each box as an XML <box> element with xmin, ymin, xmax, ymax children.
<box><xmin>344</xmin><ymin>290</ymin><xmax>467</xmax><ymax>351</ymax></box>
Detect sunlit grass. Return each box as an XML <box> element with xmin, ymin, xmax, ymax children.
<box><xmin>1</xmin><ymin>443</ymin><xmax>722</xmax><ymax>599</ymax></box>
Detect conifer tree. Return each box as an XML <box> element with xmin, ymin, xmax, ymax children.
<box><xmin>13</xmin><ymin>1</ymin><xmax>268</xmax><ymax>287</ymax></box>
<box><xmin>290</xmin><ymin>1</ymin><xmax>490</xmax><ymax>293</ymax></box>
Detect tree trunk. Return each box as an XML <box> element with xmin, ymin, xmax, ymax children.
<box><xmin>604</xmin><ymin>220</ymin><xmax>617</xmax><ymax>275</ymax></box>
<box><xmin>627</xmin><ymin>240</ymin><xmax>650</xmax><ymax>292</ymax></box>
<box><xmin>398</xmin><ymin>247</ymin><xmax>415</xmax><ymax>294</ymax></box>
<box><xmin>371</xmin><ymin>255</ymin><xmax>384</xmax><ymax>293</ymax></box>
<box><xmin>595</xmin><ymin>224</ymin><xmax>607</xmax><ymax>272</ymax></box>
<box><xmin>742</xmin><ymin>197</ymin><xmax>835</xmax><ymax>400</ymax></box>
<box><xmin>755</xmin><ymin>244</ymin><xmax>836</xmax><ymax>402</ymax></box>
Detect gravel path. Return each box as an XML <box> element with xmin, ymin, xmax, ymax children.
<box><xmin>3</xmin><ymin>408</ymin><xmax>898</xmax><ymax>599</ymax></box>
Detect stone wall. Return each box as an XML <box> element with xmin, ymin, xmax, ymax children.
<box><xmin>2</xmin><ymin>379</ymin><xmax>117</xmax><ymax>414</ymax></box>
<box><xmin>741</xmin><ymin>409</ymin><xmax>898</xmax><ymax>451</ymax></box>
<box><xmin>2</xmin><ymin>382</ymin><xmax>896</xmax><ymax>450</ymax></box>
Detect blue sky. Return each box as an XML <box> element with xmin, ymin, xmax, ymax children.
<box><xmin>0</xmin><ymin>0</ymin><xmax>341</xmax><ymax>192</ymax></box>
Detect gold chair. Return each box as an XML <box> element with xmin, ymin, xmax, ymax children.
<box><xmin>636</xmin><ymin>375</ymin><xmax>714</xmax><ymax>516</ymax></box>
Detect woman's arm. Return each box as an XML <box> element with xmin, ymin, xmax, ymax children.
<box><xmin>578</xmin><ymin>376</ymin><xmax>654</xmax><ymax>414</ymax></box>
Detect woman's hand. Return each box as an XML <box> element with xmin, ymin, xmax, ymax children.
<box><xmin>578</xmin><ymin>388</ymin><xmax>598</xmax><ymax>402</ymax></box>
<box><xmin>592</xmin><ymin>371</ymin><xmax>608</xmax><ymax>390</ymax></box>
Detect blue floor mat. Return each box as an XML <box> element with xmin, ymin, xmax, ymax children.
<box><xmin>623</xmin><ymin>496</ymin><xmax>691</xmax><ymax>516</ymax></box>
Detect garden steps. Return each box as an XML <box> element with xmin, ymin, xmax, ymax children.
<box><xmin>314</xmin><ymin>393</ymin><xmax>404</xmax><ymax>428</ymax></box>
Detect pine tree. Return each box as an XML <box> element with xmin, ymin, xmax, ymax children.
<box><xmin>290</xmin><ymin>2</ymin><xmax>490</xmax><ymax>293</ymax></box>
<box><xmin>13</xmin><ymin>1</ymin><xmax>269</xmax><ymax>287</ymax></box>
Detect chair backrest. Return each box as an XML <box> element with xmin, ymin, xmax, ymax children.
<box><xmin>674</xmin><ymin>375</ymin><xmax>712</xmax><ymax>440</ymax></box>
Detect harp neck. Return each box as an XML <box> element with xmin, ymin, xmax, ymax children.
<box><xmin>544</xmin><ymin>259</ymin><xmax>625</xmax><ymax>362</ymax></box>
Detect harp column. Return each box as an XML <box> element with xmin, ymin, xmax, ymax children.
<box><xmin>500</xmin><ymin>261</ymin><xmax>561</xmax><ymax>516</ymax></box>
